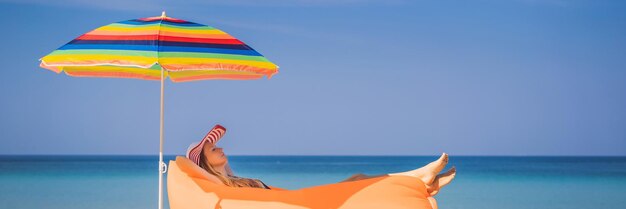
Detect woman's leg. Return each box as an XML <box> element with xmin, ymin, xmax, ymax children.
<box><xmin>340</xmin><ymin>153</ymin><xmax>456</xmax><ymax>195</ymax></box>
<box><xmin>388</xmin><ymin>153</ymin><xmax>449</xmax><ymax>185</ymax></box>
<box><xmin>340</xmin><ymin>173</ymin><xmax>387</xmax><ymax>182</ymax></box>
<box><xmin>426</xmin><ymin>167</ymin><xmax>456</xmax><ymax>196</ymax></box>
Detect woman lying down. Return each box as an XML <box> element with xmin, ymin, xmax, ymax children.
<box><xmin>186</xmin><ymin>124</ymin><xmax>456</xmax><ymax>197</ymax></box>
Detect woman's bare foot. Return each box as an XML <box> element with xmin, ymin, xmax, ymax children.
<box><xmin>388</xmin><ymin>153</ymin><xmax>449</xmax><ymax>185</ymax></box>
<box><xmin>411</xmin><ymin>153</ymin><xmax>448</xmax><ymax>185</ymax></box>
<box><xmin>426</xmin><ymin>166</ymin><xmax>456</xmax><ymax>196</ymax></box>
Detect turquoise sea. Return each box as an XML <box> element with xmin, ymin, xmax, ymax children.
<box><xmin>1</xmin><ymin>155</ymin><xmax>625</xmax><ymax>209</ymax></box>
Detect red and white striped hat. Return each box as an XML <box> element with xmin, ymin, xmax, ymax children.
<box><xmin>186</xmin><ymin>124</ymin><xmax>234</xmax><ymax>175</ymax></box>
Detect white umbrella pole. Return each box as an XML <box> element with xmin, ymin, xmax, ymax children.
<box><xmin>158</xmin><ymin>67</ymin><xmax>167</xmax><ymax>209</ymax></box>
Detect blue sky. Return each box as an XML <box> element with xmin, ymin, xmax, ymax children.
<box><xmin>0</xmin><ymin>0</ymin><xmax>624</xmax><ymax>155</ymax></box>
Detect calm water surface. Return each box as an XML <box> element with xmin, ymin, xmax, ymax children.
<box><xmin>1</xmin><ymin>155</ymin><xmax>625</xmax><ymax>209</ymax></box>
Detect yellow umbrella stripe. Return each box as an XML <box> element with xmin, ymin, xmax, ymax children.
<box><xmin>159</xmin><ymin>52</ymin><xmax>271</xmax><ymax>62</ymax></box>
<box><xmin>45</xmin><ymin>50</ymin><xmax>271</xmax><ymax>63</ymax></box>
<box><xmin>63</xmin><ymin>65</ymin><xmax>164</xmax><ymax>80</ymax></box>
<box><xmin>168</xmin><ymin>69</ymin><xmax>265</xmax><ymax>82</ymax></box>
<box><xmin>63</xmin><ymin>65</ymin><xmax>162</xmax><ymax>72</ymax></box>
<box><xmin>43</xmin><ymin>55</ymin><xmax>276</xmax><ymax>72</ymax></box>
<box><xmin>108</xmin><ymin>23</ymin><xmax>216</xmax><ymax>31</ymax></box>
<box><xmin>170</xmin><ymin>69</ymin><xmax>263</xmax><ymax>76</ymax></box>
<box><xmin>47</xmin><ymin>49</ymin><xmax>157</xmax><ymax>57</ymax></box>
<box><xmin>158</xmin><ymin>57</ymin><xmax>278</xmax><ymax>69</ymax></box>
<box><xmin>42</xmin><ymin>54</ymin><xmax>158</xmax><ymax>66</ymax></box>
<box><xmin>96</xmin><ymin>25</ymin><xmax>228</xmax><ymax>35</ymax></box>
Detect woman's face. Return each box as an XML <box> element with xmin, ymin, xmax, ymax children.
<box><xmin>202</xmin><ymin>143</ymin><xmax>228</xmax><ymax>167</ymax></box>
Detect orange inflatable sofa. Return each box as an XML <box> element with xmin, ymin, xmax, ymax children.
<box><xmin>167</xmin><ymin>156</ymin><xmax>437</xmax><ymax>209</ymax></box>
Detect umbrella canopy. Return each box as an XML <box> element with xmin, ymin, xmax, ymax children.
<box><xmin>40</xmin><ymin>12</ymin><xmax>278</xmax><ymax>82</ymax></box>
<box><xmin>38</xmin><ymin>12</ymin><xmax>278</xmax><ymax>209</ymax></box>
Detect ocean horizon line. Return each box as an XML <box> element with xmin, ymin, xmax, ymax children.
<box><xmin>1</xmin><ymin>154</ymin><xmax>625</xmax><ymax>157</ymax></box>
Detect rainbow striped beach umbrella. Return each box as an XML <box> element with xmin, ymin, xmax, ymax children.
<box><xmin>40</xmin><ymin>12</ymin><xmax>278</xmax><ymax>81</ymax></box>
<box><xmin>38</xmin><ymin>12</ymin><xmax>278</xmax><ymax>209</ymax></box>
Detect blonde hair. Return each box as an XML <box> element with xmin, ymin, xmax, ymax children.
<box><xmin>199</xmin><ymin>150</ymin><xmax>265</xmax><ymax>188</ymax></box>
